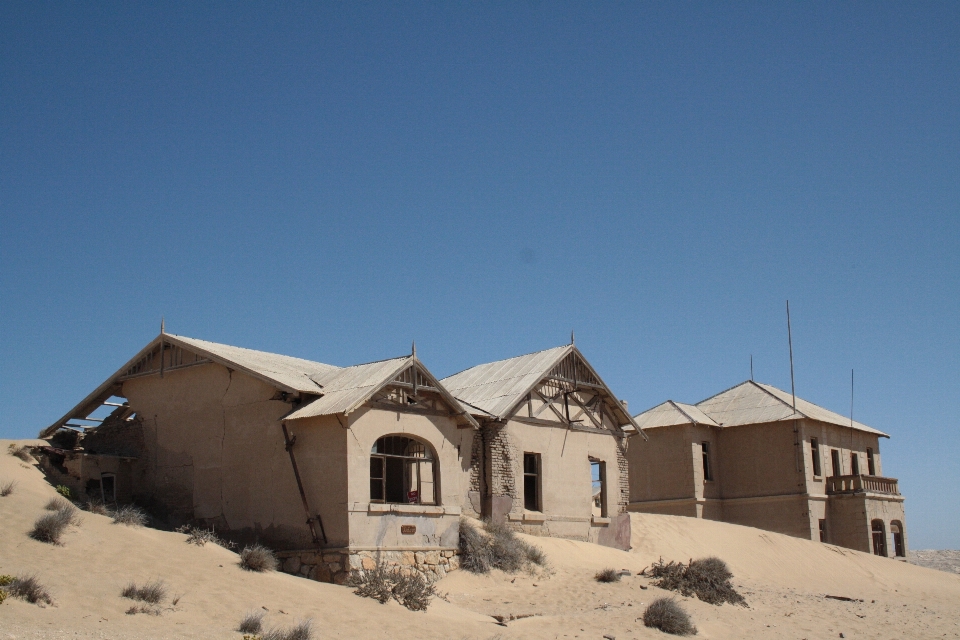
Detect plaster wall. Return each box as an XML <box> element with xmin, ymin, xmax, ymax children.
<box><xmin>626</xmin><ymin>426</ymin><xmax>695</xmax><ymax>502</ymax></box>
<box><xmin>714</xmin><ymin>422</ymin><xmax>803</xmax><ymax>499</ymax></box>
<box><xmin>721</xmin><ymin>495</ymin><xmax>813</xmax><ymax>538</ymax></box>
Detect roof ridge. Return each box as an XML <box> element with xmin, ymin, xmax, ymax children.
<box><xmin>749</xmin><ymin>380</ymin><xmax>805</xmax><ymax>417</ymax></box>
<box><xmin>667</xmin><ymin>400</ymin><xmax>697</xmax><ymax>425</ymax></box>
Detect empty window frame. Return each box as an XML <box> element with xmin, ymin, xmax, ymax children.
<box><xmin>818</xmin><ymin>518</ymin><xmax>826</xmax><ymax>542</ymax></box>
<box><xmin>523</xmin><ymin>453</ymin><xmax>541</xmax><ymax>512</ymax></box>
<box><xmin>100</xmin><ymin>473</ymin><xmax>116</xmax><ymax>504</ymax></box>
<box><xmin>866</xmin><ymin>447</ymin><xmax>876</xmax><ymax>476</ymax></box>
<box><xmin>851</xmin><ymin>452</ymin><xmax>860</xmax><ymax>476</ymax></box>
<box><xmin>701</xmin><ymin>442</ymin><xmax>713</xmax><ymax>481</ymax></box>
<box><xmin>810</xmin><ymin>438</ymin><xmax>822</xmax><ymax>477</ymax></box>
<box><xmin>891</xmin><ymin>521</ymin><xmax>905</xmax><ymax>557</ymax></box>
<box><xmin>590</xmin><ymin>459</ymin><xmax>607</xmax><ymax>518</ymax></box>
<box><xmin>871</xmin><ymin>519</ymin><xmax>887</xmax><ymax>557</ymax></box>
<box><xmin>831</xmin><ymin>449</ymin><xmax>842</xmax><ymax>477</ymax></box>
<box><xmin>369</xmin><ymin>436</ymin><xmax>436</xmax><ymax>505</ymax></box>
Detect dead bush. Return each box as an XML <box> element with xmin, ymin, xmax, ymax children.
<box><xmin>0</xmin><ymin>480</ymin><xmax>16</xmax><ymax>496</ymax></box>
<box><xmin>126</xmin><ymin>603</ymin><xmax>162</xmax><ymax>616</ymax></box>
<box><xmin>45</xmin><ymin>497</ymin><xmax>71</xmax><ymax>511</ymax></box>
<box><xmin>121</xmin><ymin>580</ymin><xmax>167</xmax><ymax>605</ymax></box>
<box><xmin>240</xmin><ymin>544</ymin><xmax>278</xmax><ymax>572</ymax></box>
<box><xmin>647</xmin><ymin>556</ymin><xmax>746</xmax><ymax>607</ymax></box>
<box><xmin>459</xmin><ymin>518</ymin><xmax>493</xmax><ymax>573</ymax></box>
<box><xmin>7</xmin><ymin>575</ymin><xmax>54</xmax><ymax>606</ymax></box>
<box><xmin>8</xmin><ymin>445</ymin><xmax>33</xmax><ymax>462</ymax></box>
<box><xmin>30</xmin><ymin>505</ymin><xmax>80</xmax><ymax>544</ymax></box>
<box><xmin>643</xmin><ymin>597</ymin><xmax>697</xmax><ymax>635</ymax></box>
<box><xmin>238</xmin><ymin>610</ymin><xmax>266</xmax><ymax>634</ymax></box>
<box><xmin>595</xmin><ymin>568</ymin><xmax>621</xmax><ymax>583</ymax></box>
<box><xmin>176</xmin><ymin>524</ymin><xmax>237</xmax><ymax>549</ymax></box>
<box><xmin>112</xmin><ymin>505</ymin><xmax>147</xmax><ymax>527</ymax></box>
<box><xmin>83</xmin><ymin>499</ymin><xmax>110</xmax><ymax>516</ymax></box>
<box><xmin>261</xmin><ymin>619</ymin><xmax>313</xmax><ymax>640</ymax></box>
<box><xmin>349</xmin><ymin>560</ymin><xmax>435</xmax><ymax>611</ymax></box>
<box><xmin>459</xmin><ymin>518</ymin><xmax>546</xmax><ymax>575</ymax></box>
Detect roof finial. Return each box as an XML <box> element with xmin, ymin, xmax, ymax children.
<box><xmin>571</xmin><ymin>330</ymin><xmax>575</xmax><ymax>345</ymax></box>
<box><xmin>411</xmin><ymin>340</ymin><xmax>416</xmax><ymax>359</ymax></box>
<box><xmin>160</xmin><ymin>317</ymin><xmax>165</xmax><ymax>335</ymax></box>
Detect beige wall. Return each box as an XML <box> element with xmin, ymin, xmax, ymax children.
<box><xmin>800</xmin><ymin>421</ymin><xmax>883</xmax><ymax>495</ymax></box>
<box><xmin>627</xmin><ymin>426</ymin><xmax>695</xmax><ymax>503</ymax></box>
<box><xmin>713</xmin><ymin>422</ymin><xmax>803</xmax><ymax>499</ymax></box>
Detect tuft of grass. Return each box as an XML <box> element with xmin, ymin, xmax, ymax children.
<box><xmin>459</xmin><ymin>518</ymin><xmax>547</xmax><ymax>575</ymax></box>
<box><xmin>643</xmin><ymin>597</ymin><xmax>697</xmax><ymax>635</ymax></box>
<box><xmin>55</xmin><ymin>485</ymin><xmax>72</xmax><ymax>499</ymax></box>
<box><xmin>121</xmin><ymin>580</ymin><xmax>166</xmax><ymax>605</ymax></box>
<box><xmin>45</xmin><ymin>496</ymin><xmax>71</xmax><ymax>511</ymax></box>
<box><xmin>240</xmin><ymin>544</ymin><xmax>278</xmax><ymax>572</ymax></box>
<box><xmin>348</xmin><ymin>560</ymin><xmax>436</xmax><ymax>611</ymax></box>
<box><xmin>261</xmin><ymin>619</ymin><xmax>313</xmax><ymax>640</ymax></box>
<box><xmin>112</xmin><ymin>505</ymin><xmax>148</xmax><ymax>527</ymax></box>
<box><xmin>7</xmin><ymin>575</ymin><xmax>54</xmax><ymax>606</ymax></box>
<box><xmin>1</xmin><ymin>480</ymin><xmax>16</xmax><ymax>496</ymax></box>
<box><xmin>30</xmin><ymin>504</ymin><xmax>81</xmax><ymax>544</ymax></box>
<box><xmin>238</xmin><ymin>610</ymin><xmax>266</xmax><ymax>634</ymax></box>
<box><xmin>84</xmin><ymin>499</ymin><xmax>111</xmax><ymax>516</ymax></box>
<box><xmin>176</xmin><ymin>524</ymin><xmax>238</xmax><ymax>549</ymax></box>
<box><xmin>595</xmin><ymin>568</ymin><xmax>621</xmax><ymax>583</ymax></box>
<box><xmin>9</xmin><ymin>444</ymin><xmax>33</xmax><ymax>462</ymax></box>
<box><xmin>648</xmin><ymin>556</ymin><xmax>746</xmax><ymax>607</ymax></box>
<box><xmin>126</xmin><ymin>603</ymin><xmax>162</xmax><ymax>616</ymax></box>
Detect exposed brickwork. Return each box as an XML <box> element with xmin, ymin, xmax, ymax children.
<box><xmin>485</xmin><ymin>422</ymin><xmax>517</xmax><ymax>506</ymax></box>
<box><xmin>616</xmin><ymin>436</ymin><xmax>630</xmax><ymax>514</ymax></box>
<box><xmin>82</xmin><ymin>415</ymin><xmax>145</xmax><ymax>458</ymax></box>
<box><xmin>468</xmin><ymin>428</ymin><xmax>483</xmax><ymax>493</ymax></box>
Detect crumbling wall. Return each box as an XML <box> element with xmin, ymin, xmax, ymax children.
<box><xmin>82</xmin><ymin>415</ymin><xmax>145</xmax><ymax>458</ymax></box>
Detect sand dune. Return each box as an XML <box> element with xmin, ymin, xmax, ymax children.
<box><xmin>3</xmin><ymin>439</ymin><xmax>959</xmax><ymax>639</ymax></box>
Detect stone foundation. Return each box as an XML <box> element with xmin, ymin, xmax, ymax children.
<box><xmin>276</xmin><ymin>548</ymin><xmax>460</xmax><ymax>584</ymax></box>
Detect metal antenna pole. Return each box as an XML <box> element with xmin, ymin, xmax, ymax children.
<box><xmin>750</xmin><ymin>355</ymin><xmax>754</xmax><ymax>381</ymax></box>
<box><xmin>850</xmin><ymin>369</ymin><xmax>854</xmax><ymax>429</ymax></box>
<box><xmin>787</xmin><ymin>300</ymin><xmax>796</xmax><ymax>412</ymax></box>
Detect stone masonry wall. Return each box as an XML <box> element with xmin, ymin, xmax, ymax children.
<box><xmin>616</xmin><ymin>437</ymin><xmax>629</xmax><ymax>514</ymax></box>
<box><xmin>486</xmin><ymin>422</ymin><xmax>517</xmax><ymax>505</ymax></box>
<box><xmin>277</xmin><ymin>548</ymin><xmax>460</xmax><ymax>585</ymax></box>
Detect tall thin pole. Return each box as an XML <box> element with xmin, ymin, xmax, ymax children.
<box><xmin>750</xmin><ymin>355</ymin><xmax>754</xmax><ymax>381</ymax></box>
<box><xmin>787</xmin><ymin>300</ymin><xmax>796</xmax><ymax>412</ymax></box>
<box><xmin>850</xmin><ymin>369</ymin><xmax>854</xmax><ymax>429</ymax></box>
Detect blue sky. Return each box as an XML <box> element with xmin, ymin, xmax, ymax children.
<box><xmin>1</xmin><ymin>2</ymin><xmax>957</xmax><ymax>548</ymax></box>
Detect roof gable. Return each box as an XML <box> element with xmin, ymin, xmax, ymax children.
<box><xmin>634</xmin><ymin>400</ymin><xmax>719</xmax><ymax>430</ymax></box>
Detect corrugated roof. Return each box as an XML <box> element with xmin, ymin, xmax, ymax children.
<box><xmin>633</xmin><ymin>401</ymin><xmax>720</xmax><ymax>430</ymax></box>
<box><xmin>170</xmin><ymin>335</ymin><xmax>338</xmax><ymax>394</ymax></box>
<box><xmin>694</xmin><ymin>381</ymin><xmax>888</xmax><ymax>437</ymax></box>
<box><xmin>285</xmin><ymin>357</ymin><xmax>410</xmax><ymax>419</ymax></box>
<box><xmin>440</xmin><ymin>346</ymin><xmax>572</xmax><ymax>418</ymax></box>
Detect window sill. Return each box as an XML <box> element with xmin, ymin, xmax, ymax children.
<box><xmin>507</xmin><ymin>511</ymin><xmax>546</xmax><ymax>523</ymax></box>
<box><xmin>361</xmin><ymin>503</ymin><xmax>461</xmax><ymax>516</ymax></box>
<box><xmin>591</xmin><ymin>516</ymin><xmax>611</xmax><ymax>526</ymax></box>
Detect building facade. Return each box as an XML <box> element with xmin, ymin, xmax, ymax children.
<box><xmin>626</xmin><ymin>381</ymin><xmax>907</xmax><ymax>559</ymax></box>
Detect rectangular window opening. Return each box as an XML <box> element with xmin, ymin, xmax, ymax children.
<box><xmin>811</xmin><ymin>438</ymin><xmax>822</xmax><ymax>477</ymax></box>
<box><xmin>523</xmin><ymin>453</ymin><xmax>541</xmax><ymax>512</ymax></box>
<box><xmin>701</xmin><ymin>442</ymin><xmax>713</xmax><ymax>481</ymax></box>
<box><xmin>831</xmin><ymin>449</ymin><xmax>842</xmax><ymax>477</ymax></box>
<box><xmin>818</xmin><ymin>519</ymin><xmax>826</xmax><ymax>542</ymax></box>
<box><xmin>866</xmin><ymin>447</ymin><xmax>876</xmax><ymax>476</ymax></box>
<box><xmin>850</xmin><ymin>452</ymin><xmax>860</xmax><ymax>476</ymax></box>
<box><xmin>590</xmin><ymin>459</ymin><xmax>607</xmax><ymax>518</ymax></box>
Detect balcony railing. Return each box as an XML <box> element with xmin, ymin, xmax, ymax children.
<box><xmin>826</xmin><ymin>474</ymin><xmax>900</xmax><ymax>496</ymax></box>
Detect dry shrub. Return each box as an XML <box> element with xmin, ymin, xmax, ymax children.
<box><xmin>349</xmin><ymin>560</ymin><xmax>435</xmax><ymax>611</ymax></box>
<box><xmin>30</xmin><ymin>505</ymin><xmax>80</xmax><ymax>544</ymax></box>
<box><xmin>240</xmin><ymin>545</ymin><xmax>278</xmax><ymax>572</ymax></box>
<box><xmin>647</xmin><ymin>557</ymin><xmax>746</xmax><ymax>607</ymax></box>
<box><xmin>8</xmin><ymin>444</ymin><xmax>33</xmax><ymax>462</ymax></box>
<box><xmin>595</xmin><ymin>568</ymin><xmax>621</xmax><ymax>583</ymax></box>
<box><xmin>238</xmin><ymin>610</ymin><xmax>265</xmax><ymax>634</ymax></box>
<box><xmin>643</xmin><ymin>597</ymin><xmax>696</xmax><ymax>635</ymax></box>
<box><xmin>1</xmin><ymin>480</ymin><xmax>16</xmax><ymax>497</ymax></box>
<box><xmin>459</xmin><ymin>518</ymin><xmax>547</xmax><ymax>574</ymax></box>
<box><xmin>7</xmin><ymin>575</ymin><xmax>54</xmax><ymax>606</ymax></box>
<box><xmin>45</xmin><ymin>497</ymin><xmax>71</xmax><ymax>511</ymax></box>
<box><xmin>261</xmin><ymin>619</ymin><xmax>313</xmax><ymax>640</ymax></box>
<box><xmin>84</xmin><ymin>499</ymin><xmax>111</xmax><ymax>516</ymax></box>
<box><xmin>126</xmin><ymin>603</ymin><xmax>162</xmax><ymax>616</ymax></box>
<box><xmin>121</xmin><ymin>580</ymin><xmax>166</xmax><ymax>604</ymax></box>
<box><xmin>112</xmin><ymin>505</ymin><xmax>147</xmax><ymax>527</ymax></box>
<box><xmin>176</xmin><ymin>524</ymin><xmax>237</xmax><ymax>549</ymax></box>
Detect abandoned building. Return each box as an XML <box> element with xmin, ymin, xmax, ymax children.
<box><xmin>626</xmin><ymin>380</ymin><xmax>908</xmax><ymax>559</ymax></box>
<box><xmin>39</xmin><ymin>332</ymin><xmax>641</xmax><ymax>583</ymax></box>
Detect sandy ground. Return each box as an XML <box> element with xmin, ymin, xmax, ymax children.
<box><xmin>2</xmin><ymin>439</ymin><xmax>959</xmax><ymax>639</ymax></box>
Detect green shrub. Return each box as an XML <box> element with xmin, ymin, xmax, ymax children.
<box><xmin>643</xmin><ymin>597</ymin><xmax>697</xmax><ymax>635</ymax></box>
<box><xmin>55</xmin><ymin>485</ymin><xmax>71</xmax><ymax>499</ymax></box>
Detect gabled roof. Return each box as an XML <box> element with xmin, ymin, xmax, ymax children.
<box><xmin>440</xmin><ymin>345</ymin><xmax>641</xmax><ymax>434</ymax></box>
<box><xmin>633</xmin><ymin>400</ymin><xmax>720</xmax><ymax>430</ymax></box>
<box><xmin>636</xmin><ymin>380</ymin><xmax>888</xmax><ymax>438</ymax></box>
<box><xmin>284</xmin><ymin>356</ymin><xmax>479</xmax><ymax>427</ymax></box>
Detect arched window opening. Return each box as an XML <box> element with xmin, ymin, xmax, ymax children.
<box><xmin>871</xmin><ymin>519</ymin><xmax>887</xmax><ymax>557</ymax></box>
<box><xmin>891</xmin><ymin>521</ymin><xmax>906</xmax><ymax>557</ymax></box>
<box><xmin>370</xmin><ymin>436</ymin><xmax>437</xmax><ymax>505</ymax></box>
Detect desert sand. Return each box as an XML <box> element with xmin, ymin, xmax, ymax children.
<box><xmin>2</xmin><ymin>438</ymin><xmax>959</xmax><ymax>639</ymax></box>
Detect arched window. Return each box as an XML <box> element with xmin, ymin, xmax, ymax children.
<box><xmin>871</xmin><ymin>519</ymin><xmax>887</xmax><ymax>557</ymax></box>
<box><xmin>370</xmin><ymin>436</ymin><xmax>437</xmax><ymax>505</ymax></box>
<box><xmin>890</xmin><ymin>521</ymin><xmax>905</xmax><ymax>557</ymax></box>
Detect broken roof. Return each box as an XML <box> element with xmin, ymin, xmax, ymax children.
<box><xmin>634</xmin><ymin>380</ymin><xmax>888</xmax><ymax>438</ymax></box>
<box><xmin>440</xmin><ymin>345</ymin><xmax>641</xmax><ymax>434</ymax></box>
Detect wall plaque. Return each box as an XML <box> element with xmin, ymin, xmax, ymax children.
<box><xmin>400</xmin><ymin>525</ymin><xmax>416</xmax><ymax>535</ymax></box>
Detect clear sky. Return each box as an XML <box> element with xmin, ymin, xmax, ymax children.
<box><xmin>1</xmin><ymin>2</ymin><xmax>957</xmax><ymax>549</ymax></box>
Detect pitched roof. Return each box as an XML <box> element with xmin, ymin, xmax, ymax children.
<box><xmin>440</xmin><ymin>345</ymin><xmax>641</xmax><ymax>434</ymax></box>
<box><xmin>635</xmin><ymin>380</ymin><xmax>888</xmax><ymax>438</ymax></box>
<box><xmin>633</xmin><ymin>400</ymin><xmax>720</xmax><ymax>430</ymax></box>
<box><xmin>284</xmin><ymin>357</ymin><xmax>478</xmax><ymax>427</ymax></box>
